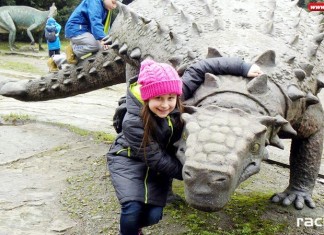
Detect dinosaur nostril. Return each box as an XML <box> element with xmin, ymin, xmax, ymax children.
<box><xmin>216</xmin><ymin>177</ymin><xmax>227</xmax><ymax>182</ymax></box>
<box><xmin>184</xmin><ymin>170</ymin><xmax>192</xmax><ymax>179</ymax></box>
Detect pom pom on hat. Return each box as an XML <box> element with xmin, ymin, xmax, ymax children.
<box><xmin>138</xmin><ymin>59</ymin><xmax>182</xmax><ymax>101</ymax></box>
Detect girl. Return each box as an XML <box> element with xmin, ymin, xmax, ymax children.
<box><xmin>107</xmin><ymin>57</ymin><xmax>262</xmax><ymax>235</ymax></box>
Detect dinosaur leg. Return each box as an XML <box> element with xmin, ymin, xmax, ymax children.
<box><xmin>272</xmin><ymin>104</ymin><xmax>324</xmax><ymax>209</ymax></box>
<box><xmin>0</xmin><ymin>12</ymin><xmax>17</xmax><ymax>50</ymax></box>
<box><xmin>37</xmin><ymin>31</ymin><xmax>44</xmax><ymax>51</ymax></box>
<box><xmin>26</xmin><ymin>23</ymin><xmax>37</xmax><ymax>45</ymax></box>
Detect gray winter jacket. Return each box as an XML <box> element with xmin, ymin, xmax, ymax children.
<box><xmin>107</xmin><ymin>57</ymin><xmax>252</xmax><ymax>207</ymax></box>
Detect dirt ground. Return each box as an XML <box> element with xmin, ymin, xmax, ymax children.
<box><xmin>1</xmin><ymin>52</ymin><xmax>324</xmax><ymax>235</ymax></box>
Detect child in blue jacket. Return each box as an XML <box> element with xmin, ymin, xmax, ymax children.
<box><xmin>45</xmin><ymin>17</ymin><xmax>61</xmax><ymax>72</ymax></box>
<box><xmin>64</xmin><ymin>0</ymin><xmax>117</xmax><ymax>64</ymax></box>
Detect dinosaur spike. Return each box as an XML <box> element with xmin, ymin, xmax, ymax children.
<box><xmin>286</xmin><ymin>56</ymin><xmax>295</xmax><ymax>64</ymax></box>
<box><xmin>263</xmin><ymin>21</ymin><xmax>273</xmax><ymax>34</ymax></box>
<box><xmin>103</xmin><ymin>61</ymin><xmax>112</xmax><ymax>68</ymax></box>
<box><xmin>89</xmin><ymin>67</ymin><xmax>97</xmax><ymax>75</ymax></box>
<box><xmin>88</xmin><ymin>57</ymin><xmax>95</xmax><ymax>63</ymax></box>
<box><xmin>169</xmin><ymin>31</ymin><xmax>181</xmax><ymax>43</ymax></box>
<box><xmin>308</xmin><ymin>43</ymin><xmax>318</xmax><ymax>57</ymax></box>
<box><xmin>170</xmin><ymin>2</ymin><xmax>179</xmax><ymax>13</ymax></box>
<box><xmin>290</xmin><ymin>0</ymin><xmax>299</xmax><ymax>7</ymax></box>
<box><xmin>40</xmin><ymin>87</ymin><xmax>46</xmax><ymax>92</ymax></box>
<box><xmin>130</xmin><ymin>11</ymin><xmax>140</xmax><ymax>24</ymax></box>
<box><xmin>258</xmin><ymin>116</ymin><xmax>277</xmax><ymax>126</ymax></box>
<box><xmin>102</xmin><ymin>50</ymin><xmax>109</xmax><ymax>55</ymax></box>
<box><xmin>192</xmin><ymin>23</ymin><xmax>203</xmax><ymax>35</ymax></box>
<box><xmin>130</xmin><ymin>48</ymin><xmax>142</xmax><ymax>60</ymax></box>
<box><xmin>287</xmin><ymin>84</ymin><xmax>305</xmax><ymax>101</ymax></box>
<box><xmin>294</xmin><ymin>68</ymin><xmax>306</xmax><ymax>81</ymax></box>
<box><xmin>314</xmin><ymin>33</ymin><xmax>324</xmax><ymax>45</ymax></box>
<box><xmin>274</xmin><ymin>115</ymin><xmax>289</xmax><ymax>126</ymax></box>
<box><xmin>76</xmin><ymin>66</ymin><xmax>83</xmax><ymax>72</ymax></box>
<box><xmin>255</xmin><ymin>50</ymin><xmax>276</xmax><ymax>66</ymax></box>
<box><xmin>292</xmin><ymin>9</ymin><xmax>302</xmax><ymax>18</ymax></box>
<box><xmin>140</xmin><ymin>16</ymin><xmax>152</xmax><ymax>24</ymax></box>
<box><xmin>63</xmin><ymin>79</ymin><xmax>72</xmax><ymax>85</ymax></box>
<box><xmin>206</xmin><ymin>47</ymin><xmax>222</xmax><ymax>58</ymax></box>
<box><xmin>281</xmin><ymin>122</ymin><xmax>297</xmax><ymax>136</ymax></box>
<box><xmin>119</xmin><ymin>44</ymin><xmax>128</xmax><ymax>55</ymax></box>
<box><xmin>77</xmin><ymin>73</ymin><xmax>86</xmax><ymax>80</ymax></box>
<box><xmin>299</xmin><ymin>63</ymin><xmax>314</xmax><ymax>76</ymax></box>
<box><xmin>247</xmin><ymin>74</ymin><xmax>268</xmax><ymax>94</ymax></box>
<box><xmin>214</xmin><ymin>19</ymin><xmax>224</xmax><ymax>30</ymax></box>
<box><xmin>120</xmin><ymin>4</ymin><xmax>131</xmax><ymax>18</ymax></box>
<box><xmin>305</xmin><ymin>92</ymin><xmax>319</xmax><ymax>105</ymax></box>
<box><xmin>156</xmin><ymin>22</ymin><xmax>169</xmax><ymax>34</ymax></box>
<box><xmin>293</xmin><ymin>19</ymin><xmax>300</xmax><ymax>28</ymax></box>
<box><xmin>177</xmin><ymin>64</ymin><xmax>188</xmax><ymax>76</ymax></box>
<box><xmin>111</xmin><ymin>39</ymin><xmax>120</xmax><ymax>49</ymax></box>
<box><xmin>270</xmin><ymin>135</ymin><xmax>284</xmax><ymax>150</ymax></box>
<box><xmin>180</xmin><ymin>10</ymin><xmax>192</xmax><ymax>22</ymax></box>
<box><xmin>114</xmin><ymin>56</ymin><xmax>123</xmax><ymax>63</ymax></box>
<box><xmin>105</xmin><ymin>36</ymin><xmax>113</xmax><ymax>45</ymax></box>
<box><xmin>289</xmin><ymin>35</ymin><xmax>299</xmax><ymax>45</ymax></box>
<box><xmin>169</xmin><ymin>56</ymin><xmax>183</xmax><ymax>67</ymax></box>
<box><xmin>317</xmin><ymin>75</ymin><xmax>324</xmax><ymax>89</ymax></box>
<box><xmin>204</xmin><ymin>73</ymin><xmax>220</xmax><ymax>88</ymax></box>
<box><xmin>51</xmin><ymin>84</ymin><xmax>59</xmax><ymax>90</ymax></box>
<box><xmin>63</xmin><ymin>71</ymin><xmax>71</xmax><ymax>77</ymax></box>
<box><xmin>267</xmin><ymin>10</ymin><xmax>275</xmax><ymax>19</ymax></box>
<box><xmin>204</xmin><ymin>4</ymin><xmax>213</xmax><ymax>14</ymax></box>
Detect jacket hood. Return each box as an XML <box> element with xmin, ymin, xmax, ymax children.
<box><xmin>46</xmin><ymin>17</ymin><xmax>56</xmax><ymax>25</ymax></box>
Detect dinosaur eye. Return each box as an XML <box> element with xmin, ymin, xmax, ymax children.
<box><xmin>250</xmin><ymin>143</ymin><xmax>260</xmax><ymax>154</ymax></box>
<box><xmin>182</xmin><ymin>131</ymin><xmax>187</xmax><ymax>140</ymax></box>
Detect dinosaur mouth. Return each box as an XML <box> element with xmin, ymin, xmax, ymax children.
<box><xmin>239</xmin><ymin>161</ymin><xmax>260</xmax><ymax>183</ymax></box>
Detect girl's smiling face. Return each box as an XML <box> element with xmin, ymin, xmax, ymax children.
<box><xmin>148</xmin><ymin>94</ymin><xmax>178</xmax><ymax>118</ymax></box>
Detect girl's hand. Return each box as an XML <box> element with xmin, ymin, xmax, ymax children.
<box><xmin>247</xmin><ymin>64</ymin><xmax>263</xmax><ymax>78</ymax></box>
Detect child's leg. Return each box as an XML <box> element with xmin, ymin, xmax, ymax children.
<box><xmin>140</xmin><ymin>205</ymin><xmax>163</xmax><ymax>228</ymax></box>
<box><xmin>70</xmin><ymin>32</ymin><xmax>100</xmax><ymax>58</ymax></box>
<box><xmin>120</xmin><ymin>201</ymin><xmax>143</xmax><ymax>235</ymax></box>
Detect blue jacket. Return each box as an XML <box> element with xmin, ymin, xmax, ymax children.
<box><xmin>107</xmin><ymin>57</ymin><xmax>252</xmax><ymax>207</ymax></box>
<box><xmin>45</xmin><ymin>17</ymin><xmax>61</xmax><ymax>50</ymax></box>
<box><xmin>65</xmin><ymin>0</ymin><xmax>108</xmax><ymax>40</ymax></box>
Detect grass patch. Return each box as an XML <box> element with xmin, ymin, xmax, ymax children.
<box><xmin>53</xmin><ymin>122</ymin><xmax>116</xmax><ymax>144</ymax></box>
<box><xmin>1</xmin><ymin>113</ymin><xmax>34</xmax><ymax>124</ymax></box>
<box><xmin>0</xmin><ymin>59</ymin><xmax>43</xmax><ymax>74</ymax></box>
<box><xmin>162</xmin><ymin>180</ymin><xmax>287</xmax><ymax>235</ymax></box>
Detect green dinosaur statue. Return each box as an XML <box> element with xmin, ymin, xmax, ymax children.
<box><xmin>0</xmin><ymin>3</ymin><xmax>57</xmax><ymax>51</ymax></box>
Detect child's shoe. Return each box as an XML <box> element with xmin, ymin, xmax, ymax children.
<box><xmin>65</xmin><ymin>44</ymin><xmax>78</xmax><ymax>64</ymax></box>
<box><xmin>47</xmin><ymin>57</ymin><xmax>59</xmax><ymax>72</ymax></box>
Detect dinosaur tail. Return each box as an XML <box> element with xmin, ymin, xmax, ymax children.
<box><xmin>0</xmin><ymin>48</ymin><xmax>126</xmax><ymax>101</ymax></box>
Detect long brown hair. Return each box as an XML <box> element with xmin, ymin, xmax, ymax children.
<box><xmin>140</xmin><ymin>96</ymin><xmax>184</xmax><ymax>161</ymax></box>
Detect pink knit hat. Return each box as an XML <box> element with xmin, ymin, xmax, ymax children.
<box><xmin>138</xmin><ymin>59</ymin><xmax>182</xmax><ymax>101</ymax></box>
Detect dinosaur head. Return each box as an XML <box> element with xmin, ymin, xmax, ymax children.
<box><xmin>176</xmin><ymin>106</ymin><xmax>275</xmax><ymax>211</ymax></box>
<box><xmin>48</xmin><ymin>3</ymin><xmax>57</xmax><ymax>18</ymax></box>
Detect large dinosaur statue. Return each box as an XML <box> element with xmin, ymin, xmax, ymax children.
<box><xmin>1</xmin><ymin>0</ymin><xmax>324</xmax><ymax>212</ymax></box>
<box><xmin>0</xmin><ymin>3</ymin><xmax>57</xmax><ymax>51</ymax></box>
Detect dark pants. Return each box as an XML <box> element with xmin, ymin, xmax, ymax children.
<box><xmin>120</xmin><ymin>201</ymin><xmax>163</xmax><ymax>235</ymax></box>
<box><xmin>49</xmin><ymin>49</ymin><xmax>60</xmax><ymax>57</ymax></box>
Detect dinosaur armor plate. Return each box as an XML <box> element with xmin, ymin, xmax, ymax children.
<box><xmin>0</xmin><ymin>0</ymin><xmax>324</xmax><ymax>211</ymax></box>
